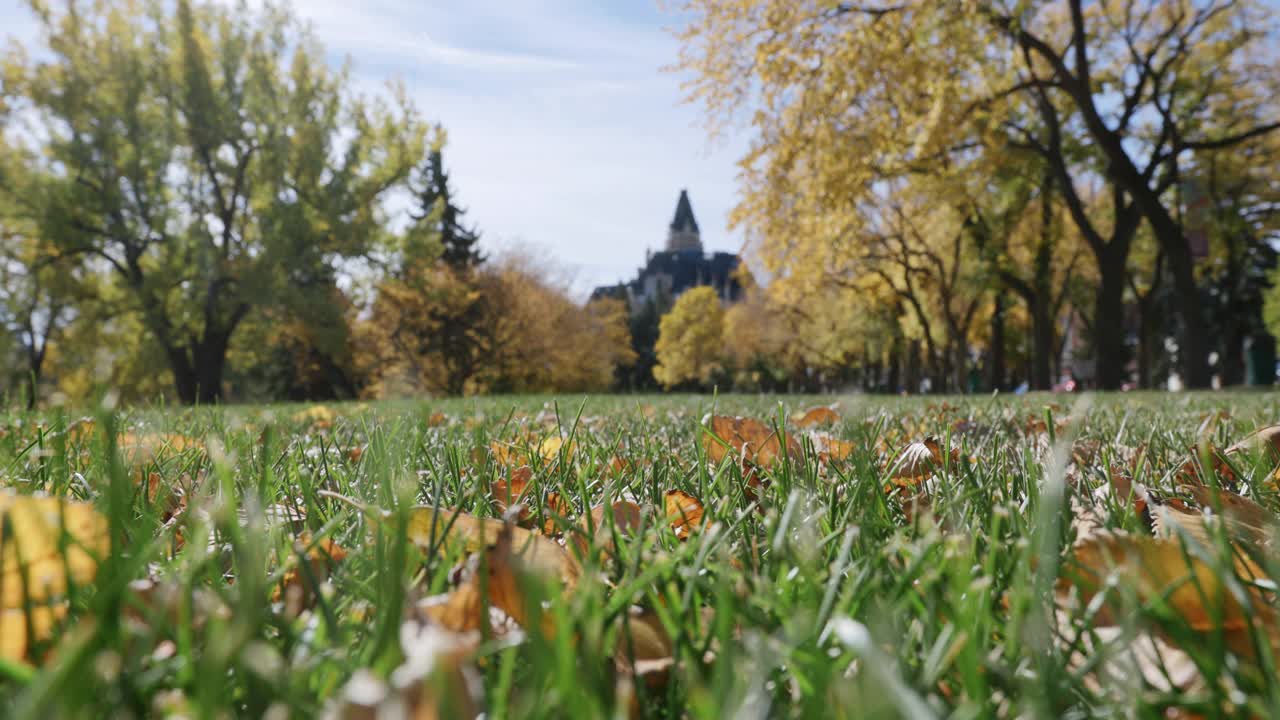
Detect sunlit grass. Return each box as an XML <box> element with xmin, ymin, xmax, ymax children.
<box><xmin>3</xmin><ymin>392</ymin><xmax>1280</xmax><ymax>718</ymax></box>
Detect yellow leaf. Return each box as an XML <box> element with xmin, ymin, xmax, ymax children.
<box><xmin>1</xmin><ymin>604</ymin><xmax>66</xmax><ymax>664</ymax></box>
<box><xmin>1</xmin><ymin>494</ymin><xmax>109</xmax><ymax>608</ymax></box>
<box><xmin>1</xmin><ymin>494</ymin><xmax>108</xmax><ymax>664</ymax></box>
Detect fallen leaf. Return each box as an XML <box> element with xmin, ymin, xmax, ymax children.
<box><xmin>792</xmin><ymin>406</ymin><xmax>840</xmax><ymax>428</ymax></box>
<box><xmin>1</xmin><ymin>494</ymin><xmax>109</xmax><ymax>608</ymax></box>
<box><xmin>272</xmin><ymin>535</ymin><xmax>348</xmax><ymax>619</ymax></box>
<box><xmin>1061</xmin><ymin>530</ymin><xmax>1276</xmax><ymax>658</ymax></box>
<box><xmin>614</xmin><ymin>606</ymin><xmax>675</xmax><ymax>697</ymax></box>
<box><xmin>572</xmin><ymin>501</ymin><xmax>645</xmax><ymax>559</ymax></box>
<box><xmin>406</xmin><ymin>506</ymin><xmax>581</xmax><ymax>591</ymax></box>
<box><xmin>1</xmin><ymin>494</ymin><xmax>109</xmax><ymax>663</ymax></box>
<box><xmin>415</xmin><ymin>579</ymin><xmax>485</xmax><ymax>634</ymax></box>
<box><xmin>489</xmin><ymin>466</ymin><xmax>534</xmax><ymax>524</ymax></box>
<box><xmin>664</xmin><ymin>490</ymin><xmax>706</xmax><ymax>540</ymax></box>
<box><xmin>886</xmin><ymin>438</ymin><xmax>953</xmax><ymax>488</ymax></box>
<box><xmin>292</xmin><ymin>405</ymin><xmax>336</xmax><ymax>431</ymax></box>
<box><xmin>811</xmin><ymin>432</ymin><xmax>856</xmax><ymax>464</ymax></box>
<box><xmin>117</xmin><ymin>432</ymin><xmax>205</xmax><ymax>468</ymax></box>
<box><xmin>0</xmin><ymin>604</ymin><xmax>66</xmax><ymax>664</ymax></box>
<box><xmin>702</xmin><ymin>415</ymin><xmax>800</xmax><ymax>469</ymax></box>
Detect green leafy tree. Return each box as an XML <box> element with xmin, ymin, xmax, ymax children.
<box><xmin>0</xmin><ymin>0</ymin><xmax>427</xmax><ymax>403</ymax></box>
<box><xmin>653</xmin><ymin>287</ymin><xmax>725</xmax><ymax>389</ymax></box>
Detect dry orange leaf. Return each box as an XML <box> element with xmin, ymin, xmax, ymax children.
<box><xmin>1226</xmin><ymin>424</ymin><xmax>1280</xmax><ymax>459</ymax></box>
<box><xmin>416</xmin><ymin>579</ymin><xmax>485</xmax><ymax>634</ymax></box>
<box><xmin>791</xmin><ymin>406</ymin><xmax>840</xmax><ymax>428</ymax></box>
<box><xmin>702</xmin><ymin>414</ymin><xmax>800</xmax><ymax>469</ymax></box>
<box><xmin>573</xmin><ymin>501</ymin><xmax>645</xmax><ymax>558</ymax></box>
<box><xmin>664</xmin><ymin>490</ymin><xmax>706</xmax><ymax>540</ymax></box>
<box><xmin>1179</xmin><ymin>485</ymin><xmax>1273</xmax><ymax>549</ymax></box>
<box><xmin>489</xmin><ymin>466</ymin><xmax>535</xmax><ymax>523</ymax></box>
<box><xmin>272</xmin><ymin>535</ymin><xmax>348</xmax><ymax>619</ymax></box>
<box><xmin>489</xmin><ymin>435</ymin><xmax>574</xmax><ymax>469</ymax></box>
<box><xmin>811</xmin><ymin>432</ymin><xmax>857</xmax><ymax>464</ymax></box>
<box><xmin>1062</xmin><ymin>530</ymin><xmax>1276</xmax><ymax>658</ymax></box>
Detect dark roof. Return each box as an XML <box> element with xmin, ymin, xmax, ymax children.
<box><xmin>670</xmin><ymin>189</ymin><xmax>699</xmax><ymax>234</ymax></box>
<box><xmin>589</xmin><ymin>251</ymin><xmax>749</xmax><ymax>305</ymax></box>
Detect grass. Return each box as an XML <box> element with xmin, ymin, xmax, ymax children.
<box><xmin>3</xmin><ymin>391</ymin><xmax>1280</xmax><ymax>718</ymax></box>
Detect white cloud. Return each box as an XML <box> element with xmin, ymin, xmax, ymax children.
<box><xmin>413</xmin><ymin>31</ymin><xmax>582</xmax><ymax>71</ymax></box>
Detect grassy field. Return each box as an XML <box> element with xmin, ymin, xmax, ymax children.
<box><xmin>4</xmin><ymin>392</ymin><xmax>1280</xmax><ymax>718</ymax></box>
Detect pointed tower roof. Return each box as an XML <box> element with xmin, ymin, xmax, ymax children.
<box><xmin>670</xmin><ymin>189</ymin><xmax>699</xmax><ymax>235</ymax></box>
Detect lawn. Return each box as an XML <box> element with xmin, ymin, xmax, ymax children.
<box><xmin>4</xmin><ymin>392</ymin><xmax>1280</xmax><ymax>718</ymax></box>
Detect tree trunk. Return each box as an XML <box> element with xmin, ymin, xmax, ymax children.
<box><xmin>989</xmin><ymin>291</ymin><xmax>1006</xmax><ymax>392</ymax></box>
<box><xmin>165</xmin><ymin>344</ymin><xmax>199</xmax><ymax>405</ymax></box>
<box><xmin>1221</xmin><ymin>321</ymin><xmax>1245</xmax><ymax>387</ymax></box>
<box><xmin>1135</xmin><ymin>200</ymin><xmax>1211</xmax><ymax>388</ymax></box>
<box><xmin>195</xmin><ymin>334</ymin><xmax>228</xmax><ymax>404</ymax></box>
<box><xmin>887</xmin><ymin>344</ymin><xmax>901</xmax><ymax>394</ymax></box>
<box><xmin>906</xmin><ymin>340</ymin><xmax>920</xmax><ymax>394</ymax></box>
<box><xmin>1094</xmin><ymin>256</ymin><xmax>1128</xmax><ymax>390</ymax></box>
<box><xmin>1030</xmin><ymin>296</ymin><xmax>1054</xmax><ymax>391</ymax></box>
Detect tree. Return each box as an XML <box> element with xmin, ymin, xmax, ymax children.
<box><xmin>675</xmin><ymin>0</ymin><xmax>1280</xmax><ymax>389</ymax></box>
<box><xmin>361</xmin><ymin>262</ymin><xmax>486</xmax><ymax>397</ymax></box>
<box><xmin>410</xmin><ymin>138</ymin><xmax>484</xmax><ymax>271</ymax></box>
<box><xmin>653</xmin><ymin>287</ymin><xmax>725</xmax><ymax>389</ymax></box>
<box><xmin>473</xmin><ymin>253</ymin><xmax>634</xmax><ymax>394</ymax></box>
<box><xmin>0</xmin><ymin>189</ymin><xmax>79</xmax><ymax>407</ymax></box>
<box><xmin>0</xmin><ymin>0</ymin><xmax>426</xmax><ymax>404</ymax></box>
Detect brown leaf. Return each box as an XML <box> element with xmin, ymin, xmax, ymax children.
<box><xmin>1179</xmin><ymin>485</ymin><xmax>1273</xmax><ymax>549</ymax></box>
<box><xmin>885</xmin><ymin>438</ymin><xmax>953</xmax><ymax>488</ymax></box>
<box><xmin>415</xmin><ymin>580</ymin><xmax>485</xmax><ymax>634</ymax></box>
<box><xmin>572</xmin><ymin>501</ymin><xmax>645</xmax><ymax>559</ymax></box>
<box><xmin>614</xmin><ymin>607</ymin><xmax>675</xmax><ymax>695</ymax></box>
<box><xmin>404</xmin><ymin>506</ymin><xmax>581</xmax><ymax>592</ymax></box>
<box><xmin>1174</xmin><ymin>444</ymin><xmax>1238</xmax><ymax>492</ymax></box>
<box><xmin>489</xmin><ymin>466</ymin><xmax>534</xmax><ymax>524</ymax></box>
<box><xmin>664</xmin><ymin>490</ymin><xmax>706</xmax><ymax>540</ymax></box>
<box><xmin>117</xmin><ymin>432</ymin><xmax>205</xmax><ymax>467</ymax></box>
<box><xmin>791</xmin><ymin>406</ymin><xmax>840</xmax><ymax>428</ymax></box>
<box><xmin>702</xmin><ymin>414</ymin><xmax>800</xmax><ymax>468</ymax></box>
<box><xmin>272</xmin><ymin>535</ymin><xmax>348</xmax><ymax>619</ymax></box>
<box><xmin>1062</xmin><ymin>530</ymin><xmax>1276</xmax><ymax>658</ymax></box>
<box><xmin>811</xmin><ymin>432</ymin><xmax>856</xmax><ymax>464</ymax></box>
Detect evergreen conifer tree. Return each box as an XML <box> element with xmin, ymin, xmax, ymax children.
<box><xmin>411</xmin><ymin>142</ymin><xmax>484</xmax><ymax>271</ymax></box>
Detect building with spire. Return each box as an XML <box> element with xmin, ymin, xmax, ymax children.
<box><xmin>591</xmin><ymin>189</ymin><xmax>744</xmax><ymax>311</ymax></box>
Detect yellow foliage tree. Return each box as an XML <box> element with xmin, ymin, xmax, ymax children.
<box><xmin>653</xmin><ymin>287</ymin><xmax>724</xmax><ymax>389</ymax></box>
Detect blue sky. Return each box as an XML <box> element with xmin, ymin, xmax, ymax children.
<box><xmin>2</xmin><ymin>0</ymin><xmax>747</xmax><ymax>296</ymax></box>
